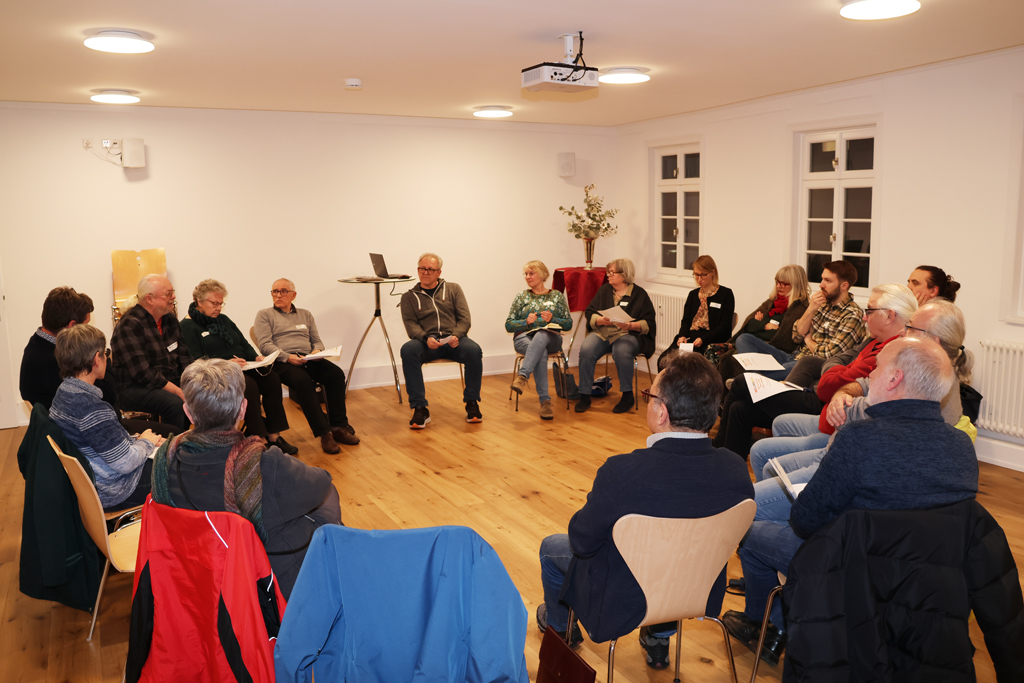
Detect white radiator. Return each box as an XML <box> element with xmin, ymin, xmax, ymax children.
<box><xmin>651</xmin><ymin>291</ymin><xmax>687</xmax><ymax>352</ymax></box>
<box><xmin>976</xmin><ymin>339</ymin><xmax>1024</xmax><ymax>438</ymax></box>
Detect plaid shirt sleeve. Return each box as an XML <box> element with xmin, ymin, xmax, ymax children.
<box><xmin>112</xmin><ymin>308</ymin><xmax>191</xmax><ymax>390</ymax></box>
<box><xmin>811</xmin><ymin>301</ymin><xmax>866</xmax><ymax>359</ymax></box>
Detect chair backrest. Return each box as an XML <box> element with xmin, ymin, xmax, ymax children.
<box><xmin>612</xmin><ymin>499</ymin><xmax>756</xmax><ymax>626</ymax></box>
<box><xmin>249</xmin><ymin>326</ymin><xmax>259</xmax><ymax>347</ymax></box>
<box><xmin>47</xmin><ymin>435</ymin><xmax>112</xmax><ymax>562</ymax></box>
<box><xmin>112</xmin><ymin>248</ymin><xmax>167</xmax><ymax>323</ymax></box>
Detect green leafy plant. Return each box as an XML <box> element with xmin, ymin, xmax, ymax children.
<box><xmin>559</xmin><ymin>184</ymin><xmax>619</xmax><ymax>239</ymax></box>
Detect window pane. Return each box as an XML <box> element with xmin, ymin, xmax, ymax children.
<box><xmin>846</xmin><ymin>138</ymin><xmax>874</xmax><ymax>171</ymax></box>
<box><xmin>808</xmin><ymin>188</ymin><xmax>834</xmax><ymax>218</ymax></box>
<box><xmin>661</xmin><ymin>192</ymin><xmax>677</xmax><ymax>216</ymax></box>
<box><xmin>683</xmin><ymin>246</ymin><xmax>699</xmax><ymax>271</ymax></box>
<box><xmin>806</xmin><ymin>254</ymin><xmax>831</xmax><ymax>283</ymax></box>
<box><xmin>661</xmin><ymin>155</ymin><xmax>678</xmax><ymax>180</ymax></box>
<box><xmin>684</xmin><ymin>153</ymin><xmax>700</xmax><ymax>178</ymax></box>
<box><xmin>808</xmin><ymin>221</ymin><xmax>833</xmax><ymax>251</ymax></box>
<box><xmin>846</xmin><ymin>256</ymin><xmax>870</xmax><ymax>287</ymax></box>
<box><xmin>810</xmin><ymin>141</ymin><xmax>836</xmax><ymax>173</ymax></box>
<box><xmin>683</xmin><ymin>192</ymin><xmax>699</xmax><ymax>217</ymax></box>
<box><xmin>661</xmin><ymin>218</ymin><xmax>677</xmax><ymax>242</ymax></box>
<box><xmin>845</xmin><ymin>187</ymin><xmax>872</xmax><ymax>219</ymax></box>
<box><xmin>843</xmin><ymin>222</ymin><xmax>871</xmax><ymax>253</ymax></box>
<box><xmin>683</xmin><ymin>219</ymin><xmax>699</xmax><ymax>243</ymax></box>
<box><xmin>661</xmin><ymin>244</ymin><xmax>677</xmax><ymax>269</ymax></box>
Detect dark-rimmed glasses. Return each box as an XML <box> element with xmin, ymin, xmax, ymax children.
<box><xmin>641</xmin><ymin>388</ymin><xmax>661</xmax><ymax>404</ymax></box>
<box><xmin>271</xmin><ymin>289</ymin><xmax>293</xmax><ymax>296</ymax></box>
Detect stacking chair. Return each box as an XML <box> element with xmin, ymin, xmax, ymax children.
<box><xmin>508</xmin><ymin>347</ymin><xmax>569</xmax><ymax>410</ymax></box>
<box><xmin>425</xmin><ymin>357</ymin><xmax>465</xmax><ymax>387</ymax></box>
<box><xmin>598</xmin><ymin>351</ymin><xmax>654</xmax><ymax>411</ymax></box>
<box><xmin>111</xmin><ymin>248</ymin><xmax>167</xmax><ymax>326</ymax></box>
<box><xmin>749</xmin><ymin>573</ymin><xmax>786</xmax><ymax>682</ymax></box>
<box><xmin>567</xmin><ymin>499</ymin><xmax>757</xmax><ymax>683</ymax></box>
<box><xmin>250</xmin><ymin>325</ymin><xmax>328</xmax><ymax>412</ymax></box>
<box><xmin>48</xmin><ymin>435</ymin><xmax>142</xmax><ymax>641</ymax></box>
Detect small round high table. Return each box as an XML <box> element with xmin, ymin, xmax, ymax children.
<box><xmin>338</xmin><ymin>277</ymin><xmax>413</xmax><ymax>403</ymax></box>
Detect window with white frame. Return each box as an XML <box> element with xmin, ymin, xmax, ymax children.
<box><xmin>652</xmin><ymin>144</ymin><xmax>701</xmax><ymax>275</ymax></box>
<box><xmin>798</xmin><ymin>128</ymin><xmax>875</xmax><ymax>290</ymax></box>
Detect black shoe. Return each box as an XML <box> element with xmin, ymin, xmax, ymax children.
<box><xmin>726</xmin><ymin>577</ymin><xmax>746</xmax><ymax>596</ymax></box>
<box><xmin>638</xmin><ymin>626</ymin><xmax>670</xmax><ymax>669</ymax></box>
<box><xmin>465</xmin><ymin>400</ymin><xmax>483</xmax><ymax>423</ymax></box>
<box><xmin>410</xmin><ymin>406</ymin><xmax>431</xmax><ymax>429</ymax></box>
<box><xmin>612</xmin><ymin>391</ymin><xmax>635</xmax><ymax>413</ymax></box>
<box><xmin>270</xmin><ymin>436</ymin><xmax>298</xmax><ymax>455</ymax></box>
<box><xmin>536</xmin><ymin>604</ymin><xmax>584</xmax><ymax>650</ymax></box>
<box><xmin>722</xmin><ymin>610</ymin><xmax>786</xmax><ymax>666</ymax></box>
<box><xmin>574</xmin><ymin>394</ymin><xmax>592</xmax><ymax>413</ymax></box>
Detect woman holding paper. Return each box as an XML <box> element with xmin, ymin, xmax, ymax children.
<box><xmin>506</xmin><ymin>260</ymin><xmax>572</xmax><ymax>420</ymax></box>
<box><xmin>658</xmin><ymin>255</ymin><xmax>735</xmax><ymax>369</ymax></box>
<box><xmin>576</xmin><ymin>258</ymin><xmax>657</xmax><ymax>414</ymax></box>
<box><xmin>180</xmin><ymin>279</ymin><xmax>295</xmax><ymax>453</ymax></box>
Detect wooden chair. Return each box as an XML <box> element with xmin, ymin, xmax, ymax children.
<box><xmin>509</xmin><ymin>350</ymin><xmax>569</xmax><ymax>409</ymax></box>
<box><xmin>111</xmin><ymin>248</ymin><xmax>167</xmax><ymax>326</ymax></box>
<box><xmin>47</xmin><ymin>435</ymin><xmax>142</xmax><ymax>641</ymax></box>
<box><xmin>567</xmin><ymin>499</ymin><xmax>757</xmax><ymax>683</ymax></box>
<box><xmin>425</xmin><ymin>358</ymin><xmax>464</xmax><ymax>387</ymax></box>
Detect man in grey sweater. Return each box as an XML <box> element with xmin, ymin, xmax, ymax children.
<box><xmin>399</xmin><ymin>253</ymin><xmax>483</xmax><ymax>429</ymax></box>
<box><xmin>255</xmin><ymin>279</ymin><xmax>359</xmax><ymax>454</ymax></box>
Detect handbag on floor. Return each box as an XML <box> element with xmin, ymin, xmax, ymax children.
<box><xmin>536</xmin><ymin>624</ymin><xmax>596</xmax><ymax>683</ymax></box>
<box><xmin>552</xmin><ymin>362</ymin><xmax>580</xmax><ymax>400</ymax></box>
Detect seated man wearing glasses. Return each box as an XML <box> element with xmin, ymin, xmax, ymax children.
<box><xmin>399</xmin><ymin>253</ymin><xmax>483</xmax><ymax>428</ymax></box>
<box><xmin>254</xmin><ymin>279</ymin><xmax>359</xmax><ymax>455</ymax></box>
<box><xmin>110</xmin><ymin>275</ymin><xmax>193</xmax><ymax>429</ymax></box>
<box><xmin>535</xmin><ymin>352</ymin><xmax>753</xmax><ymax>669</ymax></box>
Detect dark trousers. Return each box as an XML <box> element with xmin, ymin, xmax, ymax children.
<box><xmin>242</xmin><ymin>368</ymin><xmax>289</xmax><ymax>440</ymax></box>
<box><xmin>119</xmin><ymin>384</ymin><xmax>186</xmax><ymax>430</ymax></box>
<box><xmin>400</xmin><ymin>338</ymin><xmax>483</xmax><ymax>408</ymax></box>
<box><xmin>277</xmin><ymin>361</ymin><xmax>348</xmax><ymax>438</ymax></box>
<box><xmin>120</xmin><ymin>418</ymin><xmax>180</xmax><ymax>439</ymax></box>
<box><xmin>713</xmin><ymin>374</ymin><xmax>824</xmax><ymax>458</ymax></box>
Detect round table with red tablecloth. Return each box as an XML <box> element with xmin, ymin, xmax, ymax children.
<box><xmin>552</xmin><ymin>267</ymin><xmax>608</xmax><ymax>357</ymax></box>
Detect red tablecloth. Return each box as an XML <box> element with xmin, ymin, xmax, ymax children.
<box><xmin>553</xmin><ymin>267</ymin><xmax>608</xmax><ymax>312</ymax></box>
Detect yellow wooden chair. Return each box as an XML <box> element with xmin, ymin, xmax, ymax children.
<box><xmin>111</xmin><ymin>248</ymin><xmax>167</xmax><ymax>326</ymax></box>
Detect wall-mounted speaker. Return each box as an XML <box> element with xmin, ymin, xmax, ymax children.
<box><xmin>558</xmin><ymin>152</ymin><xmax>575</xmax><ymax>177</ymax></box>
<box><xmin>122</xmin><ymin>138</ymin><xmax>146</xmax><ymax>168</ymax></box>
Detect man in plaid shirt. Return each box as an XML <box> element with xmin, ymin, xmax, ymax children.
<box><xmin>110</xmin><ymin>274</ymin><xmax>193</xmax><ymax>429</ymax></box>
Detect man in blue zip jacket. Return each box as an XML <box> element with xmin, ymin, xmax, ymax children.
<box><xmin>399</xmin><ymin>252</ymin><xmax>483</xmax><ymax>428</ymax></box>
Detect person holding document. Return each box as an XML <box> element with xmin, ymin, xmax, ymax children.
<box><xmin>506</xmin><ymin>260</ymin><xmax>572</xmax><ymax>420</ymax></box>
<box><xmin>657</xmin><ymin>255</ymin><xmax>735</xmax><ymax>368</ymax></box>
<box><xmin>575</xmin><ymin>258</ymin><xmax>656</xmax><ymax>414</ymax></box>
<box><xmin>181</xmin><ymin>279</ymin><xmax>295</xmax><ymax>454</ymax></box>
<box><xmin>255</xmin><ymin>278</ymin><xmax>359</xmax><ymax>455</ymax></box>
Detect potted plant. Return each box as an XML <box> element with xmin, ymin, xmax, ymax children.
<box><xmin>560</xmin><ymin>184</ymin><xmax>619</xmax><ymax>270</ymax></box>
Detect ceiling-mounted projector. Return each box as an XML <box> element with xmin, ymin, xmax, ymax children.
<box><xmin>521</xmin><ymin>32</ymin><xmax>599</xmax><ymax>93</ymax></box>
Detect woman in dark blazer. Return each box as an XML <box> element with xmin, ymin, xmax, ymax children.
<box><xmin>180</xmin><ymin>279</ymin><xmax>297</xmax><ymax>454</ymax></box>
<box><xmin>576</xmin><ymin>258</ymin><xmax>656</xmax><ymax>414</ymax></box>
<box><xmin>658</xmin><ymin>255</ymin><xmax>735</xmax><ymax>368</ymax></box>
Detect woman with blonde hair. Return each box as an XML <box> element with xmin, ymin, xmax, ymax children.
<box><xmin>660</xmin><ymin>256</ymin><xmax>735</xmax><ymax>369</ymax></box>
<box><xmin>506</xmin><ymin>260</ymin><xmax>572</xmax><ymax>420</ymax></box>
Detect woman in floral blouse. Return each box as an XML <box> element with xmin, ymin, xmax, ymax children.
<box><xmin>505</xmin><ymin>261</ymin><xmax>572</xmax><ymax>420</ymax></box>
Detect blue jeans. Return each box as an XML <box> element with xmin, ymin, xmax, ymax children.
<box><xmin>540</xmin><ymin>533</ymin><xmax>675</xmax><ymax>638</ymax></box>
<box><xmin>753</xmin><ymin>452</ymin><xmax>823</xmax><ymax>522</ymax></box>
<box><xmin>749</xmin><ymin>430</ymin><xmax>829</xmax><ymax>482</ymax></box>
<box><xmin>734</xmin><ymin>334</ymin><xmax>796</xmax><ymax>381</ymax></box>
<box><xmin>738</xmin><ymin>522</ymin><xmax>805</xmax><ymax>631</ymax></box>
<box><xmin>400</xmin><ymin>337</ymin><xmax>483</xmax><ymax>408</ymax></box>
<box><xmin>772</xmin><ymin>413</ymin><xmax>822</xmax><ymax>438</ymax></box>
<box><xmin>578</xmin><ymin>333</ymin><xmax>640</xmax><ymax>396</ymax></box>
<box><xmin>513</xmin><ymin>330</ymin><xmax>563</xmax><ymax>403</ymax></box>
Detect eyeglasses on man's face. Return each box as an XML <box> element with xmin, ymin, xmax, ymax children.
<box><xmin>903</xmin><ymin>323</ymin><xmax>933</xmax><ymax>338</ymax></box>
<box><xmin>641</xmin><ymin>388</ymin><xmax>661</xmax><ymax>404</ymax></box>
<box><xmin>271</xmin><ymin>289</ymin><xmax>294</xmax><ymax>296</ymax></box>
<box><xmin>417</xmin><ymin>267</ymin><xmax>440</xmax><ymax>274</ymax></box>
<box><xmin>864</xmin><ymin>307</ymin><xmax>889</xmax><ymax>316</ymax></box>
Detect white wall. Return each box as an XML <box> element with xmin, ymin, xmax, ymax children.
<box><xmin>0</xmin><ymin>103</ymin><xmax>621</xmax><ymax>414</ymax></box>
<box><xmin>610</xmin><ymin>46</ymin><xmax>1024</xmax><ymax>469</ymax></box>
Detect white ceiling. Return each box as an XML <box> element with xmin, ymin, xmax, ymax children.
<box><xmin>3</xmin><ymin>0</ymin><xmax>1024</xmax><ymax>127</ymax></box>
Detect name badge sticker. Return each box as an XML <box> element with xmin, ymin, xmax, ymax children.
<box><xmin>296</xmin><ymin>324</ymin><xmax>308</xmax><ymax>330</ymax></box>
<box><xmin>619</xmin><ymin>301</ymin><xmax>628</xmax><ymax>307</ymax></box>
<box><xmin>167</xmin><ymin>341</ymin><xmax>178</xmax><ymax>352</ymax></box>
<box><xmin>710</xmin><ymin>302</ymin><xmax>722</xmax><ymax>308</ymax></box>
<box><xmin>201</xmin><ymin>331</ymin><xmax>210</xmax><ymax>337</ymax></box>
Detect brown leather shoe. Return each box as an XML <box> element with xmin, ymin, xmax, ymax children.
<box><xmin>540</xmin><ymin>400</ymin><xmax>554</xmax><ymax>420</ymax></box>
<box><xmin>510</xmin><ymin>374</ymin><xmax>529</xmax><ymax>395</ymax></box>
<box><xmin>331</xmin><ymin>425</ymin><xmax>360</xmax><ymax>446</ymax></box>
<box><xmin>320</xmin><ymin>432</ymin><xmax>341</xmax><ymax>454</ymax></box>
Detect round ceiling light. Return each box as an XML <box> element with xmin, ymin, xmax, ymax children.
<box><xmin>473</xmin><ymin>106</ymin><xmax>513</xmax><ymax>118</ymax></box>
<box><xmin>840</xmin><ymin>0</ymin><xmax>921</xmax><ymax>20</ymax></box>
<box><xmin>90</xmin><ymin>89</ymin><xmax>141</xmax><ymax>104</ymax></box>
<box><xmin>84</xmin><ymin>30</ymin><xmax>155</xmax><ymax>54</ymax></box>
<box><xmin>598</xmin><ymin>67</ymin><xmax>651</xmax><ymax>84</ymax></box>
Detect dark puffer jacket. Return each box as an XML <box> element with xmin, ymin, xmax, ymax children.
<box><xmin>782</xmin><ymin>500</ymin><xmax>1024</xmax><ymax>683</ymax></box>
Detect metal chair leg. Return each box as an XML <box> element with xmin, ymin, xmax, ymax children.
<box><xmin>607</xmin><ymin>637</ymin><xmax>618</xmax><ymax>683</ymax></box>
<box><xmin>674</xmin><ymin>619</ymin><xmax>683</xmax><ymax>683</ymax></box>
<box><xmin>705</xmin><ymin>616</ymin><xmax>739</xmax><ymax>683</ymax></box>
<box><xmin>88</xmin><ymin>558</ymin><xmax>111</xmax><ymax>641</ymax></box>
<box><xmin>749</xmin><ymin>584</ymin><xmax>784</xmax><ymax>682</ymax></box>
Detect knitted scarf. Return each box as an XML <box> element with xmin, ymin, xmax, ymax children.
<box><xmin>151</xmin><ymin>428</ymin><xmax>268</xmax><ymax>543</ymax></box>
<box><xmin>767</xmin><ymin>294</ymin><xmax>790</xmax><ymax>318</ymax></box>
<box><xmin>188</xmin><ymin>301</ymin><xmax>237</xmax><ymax>345</ymax></box>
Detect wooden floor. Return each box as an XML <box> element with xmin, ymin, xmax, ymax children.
<box><xmin>2</xmin><ymin>371</ymin><xmax>1023</xmax><ymax>682</ymax></box>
